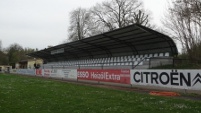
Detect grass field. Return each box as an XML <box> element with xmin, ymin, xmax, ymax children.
<box><xmin>0</xmin><ymin>73</ymin><xmax>201</xmax><ymax>113</ymax></box>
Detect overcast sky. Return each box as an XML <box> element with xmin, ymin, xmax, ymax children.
<box><xmin>0</xmin><ymin>0</ymin><xmax>168</xmax><ymax>50</ymax></box>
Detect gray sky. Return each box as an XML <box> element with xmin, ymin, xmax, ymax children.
<box><xmin>0</xmin><ymin>0</ymin><xmax>168</xmax><ymax>50</ymax></box>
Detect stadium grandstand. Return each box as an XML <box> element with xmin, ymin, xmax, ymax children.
<box><xmin>28</xmin><ymin>24</ymin><xmax>178</xmax><ymax>69</ymax></box>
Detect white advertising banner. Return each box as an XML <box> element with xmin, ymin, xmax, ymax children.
<box><xmin>43</xmin><ymin>69</ymin><xmax>51</xmax><ymax>77</ymax></box>
<box><xmin>58</xmin><ymin>69</ymin><xmax>77</xmax><ymax>79</ymax></box>
<box><xmin>131</xmin><ymin>70</ymin><xmax>201</xmax><ymax>90</ymax></box>
<box><xmin>16</xmin><ymin>69</ymin><xmax>35</xmax><ymax>75</ymax></box>
<box><xmin>43</xmin><ymin>69</ymin><xmax>77</xmax><ymax>79</ymax></box>
<box><xmin>10</xmin><ymin>69</ymin><xmax>17</xmax><ymax>74</ymax></box>
<box><xmin>43</xmin><ymin>69</ymin><xmax>61</xmax><ymax>78</ymax></box>
<box><xmin>49</xmin><ymin>69</ymin><xmax>59</xmax><ymax>78</ymax></box>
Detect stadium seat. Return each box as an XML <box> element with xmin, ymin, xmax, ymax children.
<box><xmin>149</xmin><ymin>54</ymin><xmax>153</xmax><ymax>58</ymax></box>
<box><xmin>165</xmin><ymin>52</ymin><xmax>169</xmax><ymax>57</ymax></box>
<box><xmin>120</xmin><ymin>58</ymin><xmax>124</xmax><ymax>62</ymax></box>
<box><xmin>136</xmin><ymin>58</ymin><xmax>141</xmax><ymax>61</ymax></box>
<box><xmin>159</xmin><ymin>53</ymin><xmax>164</xmax><ymax>57</ymax></box>
<box><xmin>154</xmin><ymin>53</ymin><xmax>158</xmax><ymax>57</ymax></box>
<box><xmin>117</xmin><ymin>58</ymin><xmax>120</xmax><ymax>62</ymax></box>
<box><xmin>124</xmin><ymin>56</ymin><xmax>127</xmax><ymax>60</ymax></box>
<box><xmin>111</xmin><ymin>57</ymin><xmax>114</xmax><ymax>61</ymax></box>
<box><xmin>43</xmin><ymin>51</ymin><xmax>171</xmax><ymax>69</ymax></box>
<box><xmin>134</xmin><ymin>61</ymin><xmax>138</xmax><ymax>65</ymax></box>
<box><xmin>114</xmin><ymin>57</ymin><xmax>117</xmax><ymax>62</ymax></box>
<box><xmin>125</xmin><ymin>62</ymin><xmax>129</xmax><ymax>65</ymax></box>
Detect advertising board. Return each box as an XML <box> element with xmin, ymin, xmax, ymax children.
<box><xmin>131</xmin><ymin>70</ymin><xmax>201</xmax><ymax>90</ymax></box>
<box><xmin>78</xmin><ymin>69</ymin><xmax>130</xmax><ymax>84</ymax></box>
<box><xmin>36</xmin><ymin>69</ymin><xmax>43</xmax><ymax>76</ymax></box>
<box><xmin>36</xmin><ymin>69</ymin><xmax>77</xmax><ymax>79</ymax></box>
<box><xmin>17</xmin><ymin>69</ymin><xmax>35</xmax><ymax>75</ymax></box>
<box><xmin>58</xmin><ymin>69</ymin><xmax>77</xmax><ymax>79</ymax></box>
<box><xmin>43</xmin><ymin>69</ymin><xmax>51</xmax><ymax>77</ymax></box>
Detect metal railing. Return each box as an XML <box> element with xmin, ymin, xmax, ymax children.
<box><xmin>42</xmin><ymin>60</ymin><xmax>147</xmax><ymax>69</ymax></box>
<box><xmin>42</xmin><ymin>57</ymin><xmax>200</xmax><ymax>69</ymax></box>
<box><xmin>148</xmin><ymin>57</ymin><xmax>201</xmax><ymax>69</ymax></box>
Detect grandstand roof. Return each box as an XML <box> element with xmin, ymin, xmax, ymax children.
<box><xmin>28</xmin><ymin>24</ymin><xmax>178</xmax><ymax>62</ymax></box>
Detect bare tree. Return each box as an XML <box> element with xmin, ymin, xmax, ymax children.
<box><xmin>67</xmin><ymin>0</ymin><xmax>153</xmax><ymax>41</ymax></box>
<box><xmin>91</xmin><ymin>0</ymin><xmax>151</xmax><ymax>33</ymax></box>
<box><xmin>68</xmin><ymin>8</ymin><xmax>92</xmax><ymax>41</ymax></box>
<box><xmin>133</xmin><ymin>10</ymin><xmax>149</xmax><ymax>25</ymax></box>
<box><xmin>162</xmin><ymin>0</ymin><xmax>201</xmax><ymax>59</ymax></box>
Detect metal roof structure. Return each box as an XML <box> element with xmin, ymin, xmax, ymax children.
<box><xmin>28</xmin><ymin>24</ymin><xmax>178</xmax><ymax>62</ymax></box>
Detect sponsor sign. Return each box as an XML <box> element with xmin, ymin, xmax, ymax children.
<box><xmin>58</xmin><ymin>69</ymin><xmax>77</xmax><ymax>79</ymax></box>
<box><xmin>78</xmin><ymin>69</ymin><xmax>130</xmax><ymax>84</ymax></box>
<box><xmin>16</xmin><ymin>69</ymin><xmax>35</xmax><ymax>75</ymax></box>
<box><xmin>36</xmin><ymin>69</ymin><xmax>43</xmax><ymax>76</ymax></box>
<box><xmin>39</xmin><ymin>69</ymin><xmax>77</xmax><ymax>79</ymax></box>
<box><xmin>16</xmin><ymin>69</ymin><xmax>24</xmax><ymax>74</ymax></box>
<box><xmin>10</xmin><ymin>69</ymin><xmax>17</xmax><ymax>73</ymax></box>
<box><xmin>131</xmin><ymin>70</ymin><xmax>201</xmax><ymax>90</ymax></box>
<box><xmin>36</xmin><ymin>69</ymin><xmax>77</xmax><ymax>79</ymax></box>
<box><xmin>43</xmin><ymin>69</ymin><xmax>51</xmax><ymax>77</ymax></box>
<box><xmin>50</xmin><ymin>69</ymin><xmax>58</xmax><ymax>77</ymax></box>
<box><xmin>26</xmin><ymin>69</ymin><xmax>35</xmax><ymax>75</ymax></box>
<box><xmin>43</xmin><ymin>69</ymin><xmax>59</xmax><ymax>77</ymax></box>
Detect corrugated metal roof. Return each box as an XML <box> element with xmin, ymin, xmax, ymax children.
<box><xmin>28</xmin><ymin>24</ymin><xmax>178</xmax><ymax>62</ymax></box>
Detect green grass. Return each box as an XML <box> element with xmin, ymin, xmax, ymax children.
<box><xmin>0</xmin><ymin>73</ymin><xmax>201</xmax><ymax>113</ymax></box>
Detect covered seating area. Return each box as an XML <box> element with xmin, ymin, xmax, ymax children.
<box><xmin>28</xmin><ymin>24</ymin><xmax>178</xmax><ymax>69</ymax></box>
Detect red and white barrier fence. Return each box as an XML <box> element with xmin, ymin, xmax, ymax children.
<box><xmin>10</xmin><ymin>69</ymin><xmax>201</xmax><ymax>91</ymax></box>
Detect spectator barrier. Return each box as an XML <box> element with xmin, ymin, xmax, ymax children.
<box><xmin>77</xmin><ymin>69</ymin><xmax>130</xmax><ymax>84</ymax></box>
<box><xmin>131</xmin><ymin>69</ymin><xmax>201</xmax><ymax>90</ymax></box>
<box><xmin>10</xmin><ymin>69</ymin><xmax>201</xmax><ymax>91</ymax></box>
<box><xmin>36</xmin><ymin>69</ymin><xmax>77</xmax><ymax>80</ymax></box>
<box><xmin>16</xmin><ymin>69</ymin><xmax>35</xmax><ymax>76</ymax></box>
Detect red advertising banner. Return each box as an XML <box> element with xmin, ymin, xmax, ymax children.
<box><xmin>77</xmin><ymin>69</ymin><xmax>130</xmax><ymax>84</ymax></box>
<box><xmin>36</xmin><ymin>69</ymin><xmax>42</xmax><ymax>76</ymax></box>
